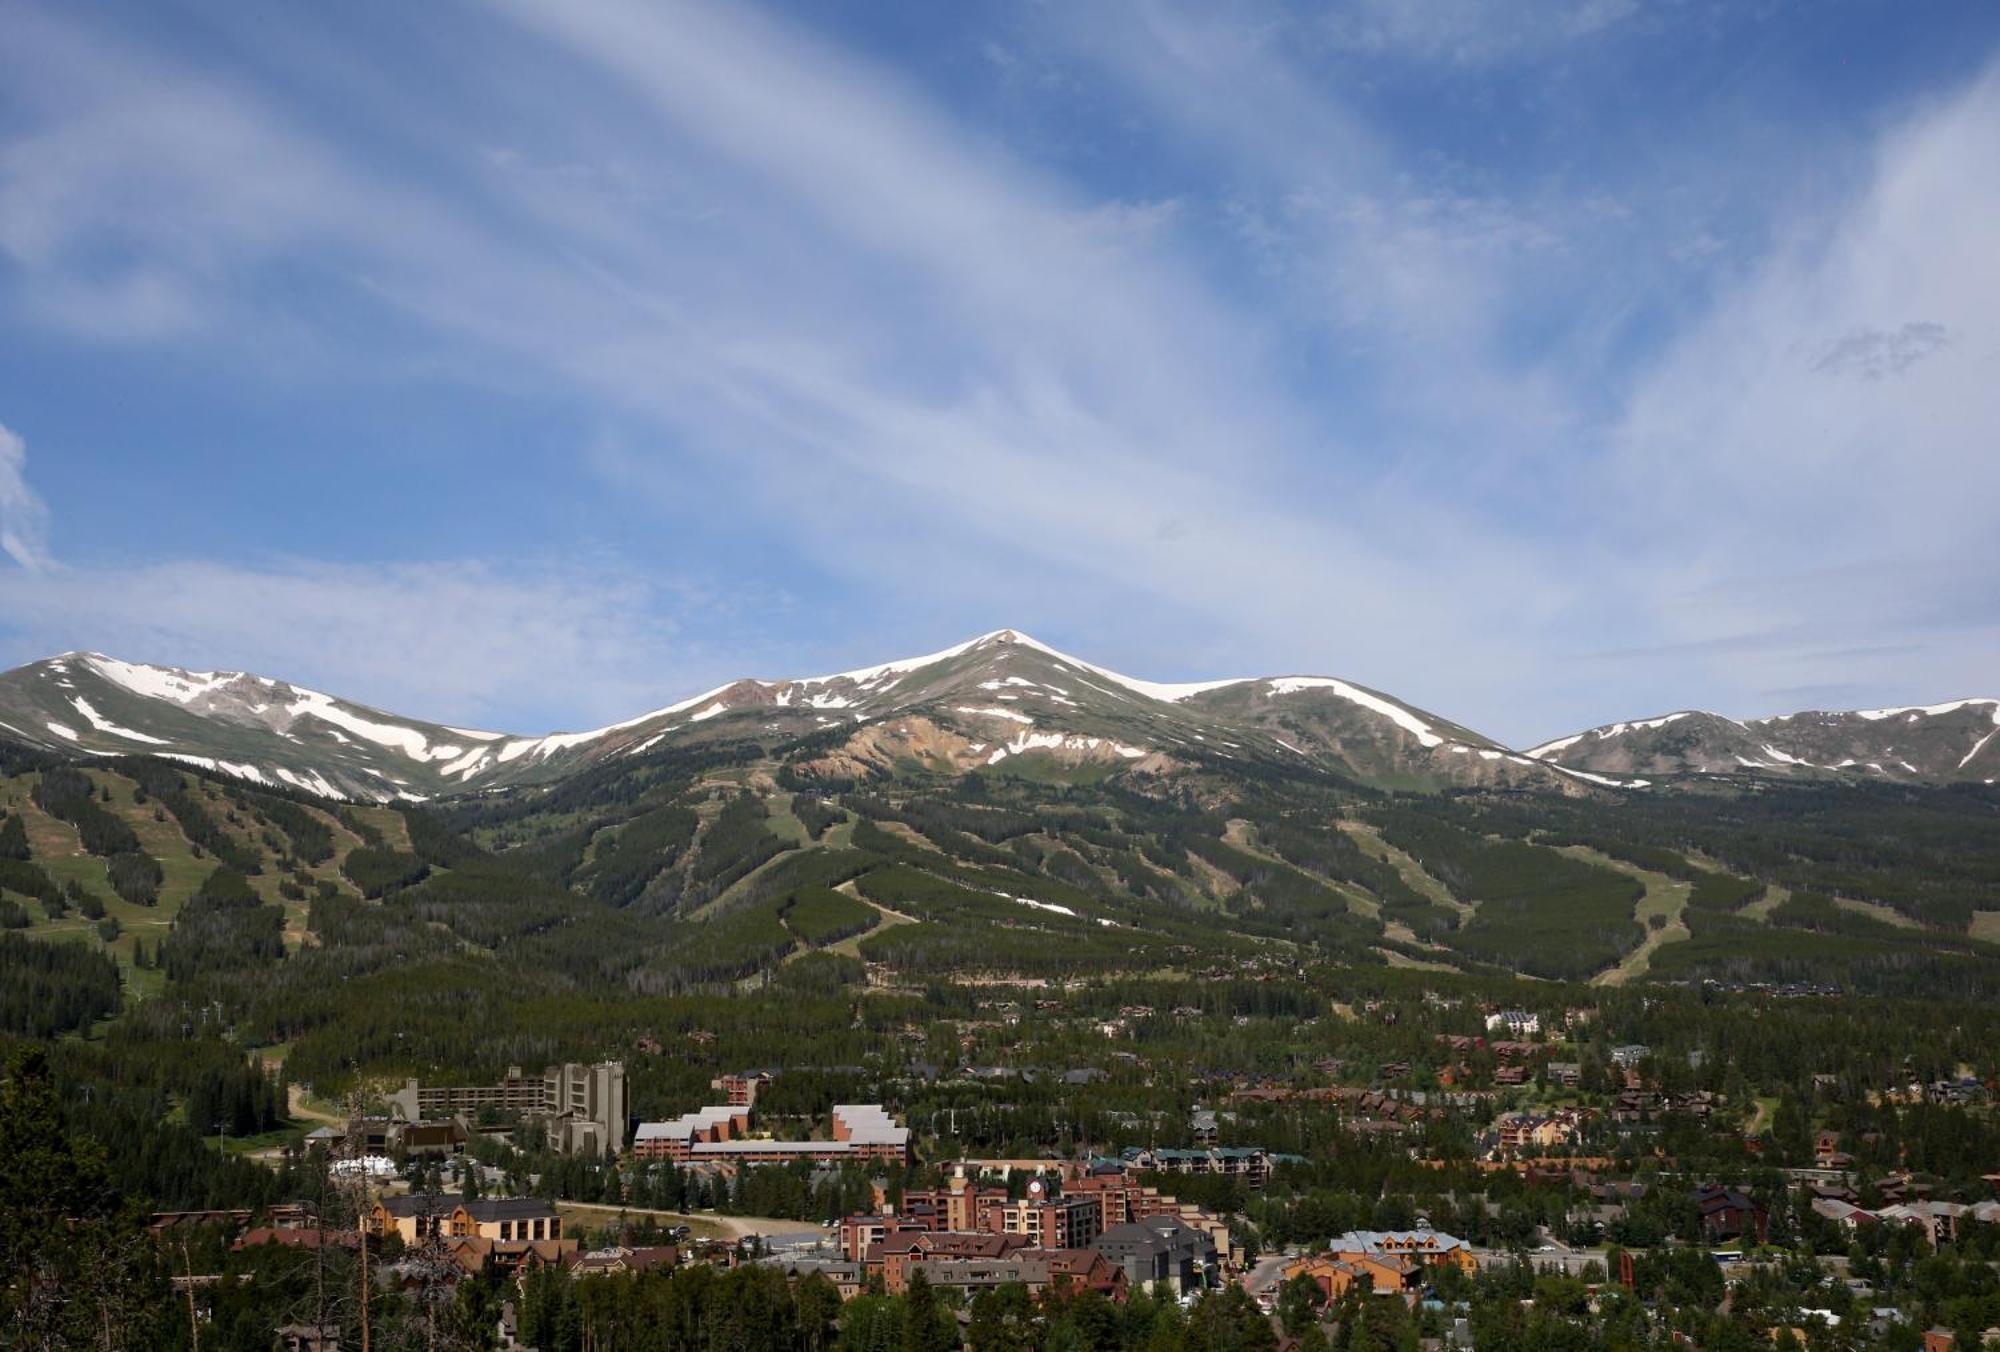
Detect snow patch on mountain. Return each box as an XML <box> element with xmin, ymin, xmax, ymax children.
<box><xmin>284</xmin><ymin>689</ymin><xmax>465</xmax><ymax>762</ymax></box>
<box><xmin>272</xmin><ymin>765</ymin><xmax>344</xmax><ymax>797</ymax></box>
<box><xmin>1853</xmin><ymin>698</ymin><xmax>2000</xmax><ymax>721</ymax></box>
<box><xmin>1958</xmin><ymin>728</ymin><xmax>2000</xmax><ymax>769</ymax></box>
<box><xmin>811</xmin><ymin>633</ymin><xmax>995</xmax><ymax>688</ymax></box>
<box><xmin>1549</xmin><ymin>764</ymin><xmax>1649</xmax><ymax>789</ymax></box>
<box><xmin>83</xmin><ymin>653</ymin><xmax>236</xmax><ymax>705</ymax></box>
<box><xmin>441</xmin><ymin>745</ymin><xmax>494</xmax><ymax>778</ymax></box>
<box><xmin>985</xmin><ymin>730</ymin><xmax>1149</xmax><ymax>764</ymax></box>
<box><xmin>980</xmin><ymin>630</ymin><xmax>1251</xmax><ymax>703</ymax></box>
<box><xmin>162</xmin><ymin>752</ymin><xmax>271</xmax><ymax>785</ymax></box>
<box><xmin>1606</xmin><ymin>712</ymin><xmax>1702</xmax><ymax>735</ymax></box>
<box><xmin>954</xmin><ymin>706</ymin><xmax>1035</xmax><ymax>725</ymax></box>
<box><xmin>69</xmin><ymin>695</ymin><xmax>169</xmax><ymax>745</ymax></box>
<box><xmin>1013</xmin><ymin>896</ymin><xmax>1077</xmax><ymax>918</ymax></box>
<box><xmin>81</xmin><ymin>654</ymin><xmax>512</xmax><ymax>763</ymax></box>
<box><xmin>1263</xmin><ymin>677</ymin><xmax>1443</xmax><ymax>747</ymax></box>
<box><xmin>494</xmin><ymin>680</ymin><xmax>744</xmax><ymax>762</ymax></box>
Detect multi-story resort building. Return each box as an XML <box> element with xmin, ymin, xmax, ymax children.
<box><xmin>711</xmin><ymin>1070</ymin><xmax>776</xmax><ymax>1107</ymax></box>
<box><xmin>631</xmin><ymin>1103</ymin><xmax>909</xmax><ymax>1167</ymax></box>
<box><xmin>387</xmin><ymin>1061</ymin><xmax>626</xmax><ymax>1157</ymax></box>
<box><xmin>369</xmin><ymin>1195</ymin><xmax>564</xmax><ymax>1245</ymax></box>
<box><xmin>839</xmin><ymin>1164</ymin><xmax>1236</xmax><ymax>1273</ymax></box>
<box><xmin>995</xmin><ymin>1178</ymin><xmax>1102</xmax><ymax>1249</ymax></box>
<box><xmin>1118</xmin><ymin>1145</ymin><xmax>1289</xmax><ymax>1189</ymax></box>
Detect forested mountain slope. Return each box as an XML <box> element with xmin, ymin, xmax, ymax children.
<box><xmin>7</xmin><ymin>667</ymin><xmax>2000</xmax><ymax>1329</ymax></box>
<box><xmin>8</xmin><ymin>696</ymin><xmax>1999</xmax><ymax>1089</ymax></box>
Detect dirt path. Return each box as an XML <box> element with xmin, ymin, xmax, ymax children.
<box><xmin>734</xmin><ymin>880</ymin><xmax>912</xmax><ymax>989</ymax></box>
<box><xmin>287</xmin><ymin>1083</ymin><xmax>347</xmax><ymax>1127</ymax></box>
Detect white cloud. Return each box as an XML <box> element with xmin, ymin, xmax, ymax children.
<box><xmin>0</xmin><ymin>1</ymin><xmax>1992</xmax><ymax>747</ymax></box>
<box><xmin>0</xmin><ymin>558</ymin><xmax>757</xmax><ymax>732</ymax></box>
<box><xmin>1041</xmin><ymin>3</ymin><xmax>1603</xmax><ymax>493</ymax></box>
<box><xmin>0</xmin><ymin>0</ymin><xmax>1719</xmax><ymax>742</ymax></box>
<box><xmin>1579</xmin><ymin>63</ymin><xmax>2000</xmax><ymax>723</ymax></box>
<box><xmin>0</xmin><ymin>422</ymin><xmax>53</xmax><ymax>573</ymax></box>
<box><xmin>468</xmin><ymin>0</ymin><xmax>1580</xmax><ymax>711</ymax></box>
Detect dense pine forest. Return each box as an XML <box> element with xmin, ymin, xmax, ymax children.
<box><xmin>4</xmin><ymin>717</ymin><xmax>2000</xmax><ymax>1347</ymax></box>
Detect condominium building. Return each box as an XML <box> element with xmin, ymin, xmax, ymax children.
<box><xmin>1119</xmin><ymin>1145</ymin><xmax>1284</xmax><ymax>1189</ymax></box>
<box><xmin>712</xmin><ymin>1071</ymin><xmax>777</xmax><ymax>1108</ymax></box>
<box><xmin>901</xmin><ymin>1171</ymin><xmax>1010</xmax><ymax>1234</ymax></box>
<box><xmin>388</xmin><ymin>1061</ymin><xmax>626</xmax><ymax>1157</ymax></box>
<box><xmin>630</xmin><ymin>1103</ymin><xmax>909</xmax><ymax>1167</ymax></box>
<box><xmin>995</xmin><ymin>1180</ymin><xmax>1103</xmax><ymax>1250</ymax></box>
<box><xmin>371</xmin><ymin>1195</ymin><xmax>563</xmax><ymax>1245</ymax></box>
<box><xmin>1325</xmin><ymin>1229</ymin><xmax>1478</xmax><ymax>1274</ymax></box>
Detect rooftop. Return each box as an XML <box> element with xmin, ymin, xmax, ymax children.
<box><xmin>635</xmin><ymin>1106</ymin><xmax>745</xmax><ymax>1142</ymax></box>
<box><xmin>833</xmin><ymin>1104</ymin><xmax>911</xmax><ymax>1147</ymax></box>
<box><xmin>1328</xmin><ymin>1229</ymin><xmax>1471</xmax><ymax>1255</ymax></box>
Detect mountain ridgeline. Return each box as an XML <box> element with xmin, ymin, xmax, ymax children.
<box><xmin>1</xmin><ymin>630</ymin><xmax>1994</xmax><ymax>802</ymax></box>
<box><xmin>1</xmin><ymin>628</ymin><xmax>1998</xmax><ymax>1011</ymax></box>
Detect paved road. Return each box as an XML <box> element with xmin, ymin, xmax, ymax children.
<box><xmin>1242</xmin><ymin>1254</ymin><xmax>1293</xmax><ymax>1298</ymax></box>
<box><xmin>554</xmin><ymin>1202</ymin><xmax>825</xmax><ymax>1243</ymax></box>
<box><xmin>1474</xmin><ymin>1245</ymin><xmax>1613</xmax><ymax>1278</ymax></box>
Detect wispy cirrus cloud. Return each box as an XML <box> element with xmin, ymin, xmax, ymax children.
<box><xmin>0</xmin><ymin>0</ymin><xmax>1994</xmax><ymax>746</ymax></box>
<box><xmin>0</xmin><ymin>554</ymin><xmax>790</xmax><ymax>731</ymax></box>
<box><xmin>0</xmin><ymin>423</ymin><xmax>53</xmax><ymax>573</ymax></box>
<box><xmin>1592</xmin><ymin>64</ymin><xmax>2000</xmax><ymax>727</ymax></box>
<box><xmin>0</xmin><ymin>0</ymin><xmax>1574</xmax><ymax>725</ymax></box>
<box><xmin>1037</xmin><ymin>2</ymin><xmax>2000</xmax><ymax>736</ymax></box>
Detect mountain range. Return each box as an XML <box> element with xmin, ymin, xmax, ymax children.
<box><xmin>0</xmin><ymin>629</ymin><xmax>1992</xmax><ymax>802</ymax></box>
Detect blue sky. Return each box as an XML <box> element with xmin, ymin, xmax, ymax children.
<box><xmin>2</xmin><ymin>0</ymin><xmax>1997</xmax><ymax>746</ymax></box>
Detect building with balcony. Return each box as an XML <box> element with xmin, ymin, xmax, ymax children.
<box><xmin>630</xmin><ymin>1103</ymin><xmax>909</xmax><ymax>1167</ymax></box>
<box><xmin>387</xmin><ymin>1062</ymin><xmax>626</xmax><ymax>1157</ymax></box>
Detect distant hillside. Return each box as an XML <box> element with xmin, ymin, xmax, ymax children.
<box><xmin>0</xmin><ymin>633</ymin><xmax>1613</xmax><ymax>801</ymax></box>
<box><xmin>6</xmin><ymin>702</ymin><xmax>2000</xmax><ymax>1049</ymax></box>
<box><xmin>1527</xmin><ymin>699</ymin><xmax>2000</xmax><ymax>783</ymax></box>
<box><xmin>4</xmin><ymin>633</ymin><xmax>1990</xmax><ymax>808</ymax></box>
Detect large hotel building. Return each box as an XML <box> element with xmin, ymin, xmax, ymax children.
<box><xmin>631</xmin><ymin>1103</ymin><xmax>909</xmax><ymax>1166</ymax></box>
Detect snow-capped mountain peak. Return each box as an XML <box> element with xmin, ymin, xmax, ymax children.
<box><xmin>0</xmin><ymin>630</ymin><xmax>1586</xmax><ymax>801</ymax></box>
<box><xmin>1530</xmin><ymin>700</ymin><xmax>2000</xmax><ymax>783</ymax></box>
<box><xmin>11</xmin><ymin>630</ymin><xmax>1986</xmax><ymax>802</ymax></box>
